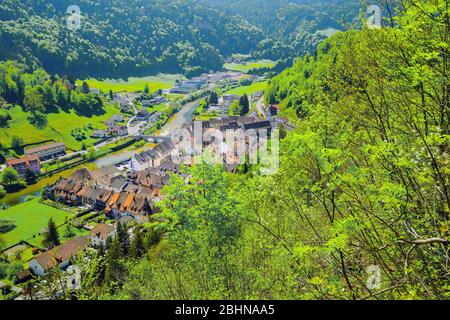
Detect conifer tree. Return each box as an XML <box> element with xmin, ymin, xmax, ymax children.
<box><xmin>43</xmin><ymin>217</ymin><xmax>60</xmax><ymax>247</ymax></box>
<box><xmin>130</xmin><ymin>226</ymin><xmax>145</xmax><ymax>259</ymax></box>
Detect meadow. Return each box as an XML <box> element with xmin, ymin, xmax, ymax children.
<box><xmin>78</xmin><ymin>74</ymin><xmax>183</xmax><ymax>93</ymax></box>
<box><xmin>225</xmin><ymin>81</ymin><xmax>268</xmax><ymax>96</ymax></box>
<box><xmin>0</xmin><ymin>104</ymin><xmax>122</xmax><ymax>151</ymax></box>
<box><xmin>0</xmin><ymin>198</ymin><xmax>72</xmax><ymax>248</ymax></box>
<box><xmin>224</xmin><ymin>60</ymin><xmax>276</xmax><ymax>73</ymax></box>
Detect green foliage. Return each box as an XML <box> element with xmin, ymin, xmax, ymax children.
<box><xmin>130</xmin><ymin>226</ymin><xmax>145</xmax><ymax>260</ymax></box>
<box><xmin>239</xmin><ymin>94</ymin><xmax>249</xmax><ymax>115</ymax></box>
<box><xmin>1</xmin><ymin>167</ymin><xmax>19</xmax><ymax>185</ymax></box>
<box><xmin>42</xmin><ymin>217</ymin><xmax>60</xmax><ymax>248</ymax></box>
<box><xmin>0</xmin><ymin>218</ymin><xmax>15</xmax><ymax>234</ymax></box>
<box><xmin>227</xmin><ymin>100</ymin><xmax>242</xmax><ymax>116</ymax></box>
<box><xmin>10</xmin><ymin>135</ymin><xmax>22</xmax><ymax>150</ymax></box>
<box><xmin>208</xmin><ymin>91</ymin><xmax>219</xmax><ymax>105</ymax></box>
<box><xmin>63</xmin><ymin>224</ymin><xmax>76</xmax><ymax>239</ymax></box>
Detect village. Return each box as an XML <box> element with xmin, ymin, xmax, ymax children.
<box><xmin>0</xmin><ymin>69</ymin><xmax>290</xmax><ymax>299</ymax></box>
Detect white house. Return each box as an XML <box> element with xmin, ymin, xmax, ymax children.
<box><xmin>28</xmin><ymin>236</ymin><xmax>90</xmax><ymax>277</ymax></box>
<box><xmin>130</xmin><ymin>141</ymin><xmax>174</xmax><ymax>171</ymax></box>
<box><xmin>90</xmin><ymin>224</ymin><xmax>116</xmax><ymax>247</ymax></box>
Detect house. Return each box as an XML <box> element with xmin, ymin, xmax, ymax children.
<box><xmin>90</xmin><ymin>224</ymin><xmax>115</xmax><ymax>247</ymax></box>
<box><xmin>15</xmin><ymin>269</ymin><xmax>33</xmax><ymax>284</ymax></box>
<box><xmin>24</xmin><ymin>142</ymin><xmax>66</xmax><ymax>161</ymax></box>
<box><xmin>243</xmin><ymin>121</ymin><xmax>272</xmax><ymax>133</ymax></box>
<box><xmin>151</xmin><ymin>96</ymin><xmax>167</xmax><ymax>104</ymax></box>
<box><xmin>91</xmin><ymin>130</ymin><xmax>107</xmax><ymax>138</ymax></box>
<box><xmin>136</xmin><ymin>109</ymin><xmax>150</xmax><ymax>120</ymax></box>
<box><xmin>130</xmin><ymin>141</ymin><xmax>174</xmax><ymax>171</ymax></box>
<box><xmin>105</xmin><ymin>119</ymin><xmax>116</xmax><ymax>128</ymax></box>
<box><xmin>108</xmin><ymin>125</ymin><xmax>128</xmax><ymax>136</ymax></box>
<box><xmin>6</xmin><ymin>156</ymin><xmax>41</xmax><ymax>176</ymax></box>
<box><xmin>113</xmin><ymin>94</ymin><xmax>134</xmax><ymax>111</ymax></box>
<box><xmin>28</xmin><ymin>236</ymin><xmax>90</xmax><ymax>277</ymax></box>
<box><xmin>91</xmin><ymin>165</ymin><xmax>121</xmax><ymax>182</ymax></box>
<box><xmin>149</xmin><ymin>112</ymin><xmax>163</xmax><ymax>123</ymax></box>
<box><xmin>142</xmin><ymin>100</ymin><xmax>152</xmax><ymax>107</ymax></box>
<box><xmin>219</xmin><ymin>94</ymin><xmax>240</xmax><ymax>106</ymax></box>
<box><xmin>170</xmin><ymin>78</ymin><xmax>207</xmax><ymax>94</ymax></box>
<box><xmin>111</xmin><ymin>114</ymin><xmax>124</xmax><ymax>122</ymax></box>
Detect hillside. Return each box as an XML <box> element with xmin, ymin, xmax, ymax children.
<box><xmin>0</xmin><ymin>0</ymin><xmax>359</xmax><ymax>78</ymax></box>
<box><xmin>203</xmin><ymin>0</ymin><xmax>360</xmax><ymax>61</ymax></box>
<box><xmin>0</xmin><ymin>0</ymin><xmax>263</xmax><ymax>78</ymax></box>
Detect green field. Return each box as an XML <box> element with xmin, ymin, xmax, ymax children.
<box><xmin>29</xmin><ymin>224</ymin><xmax>90</xmax><ymax>248</ymax></box>
<box><xmin>79</xmin><ymin>74</ymin><xmax>183</xmax><ymax>93</ymax></box>
<box><xmin>225</xmin><ymin>81</ymin><xmax>268</xmax><ymax>96</ymax></box>
<box><xmin>0</xmin><ymin>198</ymin><xmax>72</xmax><ymax>248</ymax></box>
<box><xmin>0</xmin><ymin>104</ymin><xmax>122</xmax><ymax>151</ymax></box>
<box><xmin>224</xmin><ymin>60</ymin><xmax>276</xmax><ymax>73</ymax></box>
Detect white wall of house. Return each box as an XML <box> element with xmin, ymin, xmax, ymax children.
<box><xmin>92</xmin><ymin>232</ymin><xmax>116</xmax><ymax>247</ymax></box>
<box><xmin>28</xmin><ymin>259</ymin><xmax>46</xmax><ymax>277</ymax></box>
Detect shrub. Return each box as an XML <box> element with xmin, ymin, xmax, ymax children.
<box><xmin>0</xmin><ymin>218</ymin><xmax>16</xmax><ymax>233</ymax></box>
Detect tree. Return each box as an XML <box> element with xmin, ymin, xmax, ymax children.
<box><xmin>130</xmin><ymin>226</ymin><xmax>145</xmax><ymax>259</ymax></box>
<box><xmin>10</xmin><ymin>135</ymin><xmax>23</xmax><ymax>150</ymax></box>
<box><xmin>23</xmin><ymin>87</ymin><xmax>45</xmax><ymax>114</ymax></box>
<box><xmin>85</xmin><ymin>147</ymin><xmax>96</xmax><ymax>160</ymax></box>
<box><xmin>208</xmin><ymin>91</ymin><xmax>218</xmax><ymax>105</ymax></box>
<box><xmin>1</xmin><ymin>167</ymin><xmax>19</xmax><ymax>185</ymax></box>
<box><xmin>104</xmin><ymin>236</ymin><xmax>124</xmax><ymax>285</ymax></box>
<box><xmin>239</xmin><ymin>94</ymin><xmax>249</xmax><ymax>115</ymax></box>
<box><xmin>42</xmin><ymin>217</ymin><xmax>60</xmax><ymax>248</ymax></box>
<box><xmin>81</xmin><ymin>81</ymin><xmax>90</xmax><ymax>94</ymax></box>
<box><xmin>63</xmin><ymin>224</ymin><xmax>75</xmax><ymax>239</ymax></box>
<box><xmin>144</xmin><ymin>84</ymin><xmax>150</xmax><ymax>94</ymax></box>
<box><xmin>228</xmin><ymin>100</ymin><xmax>242</xmax><ymax>116</ymax></box>
<box><xmin>109</xmin><ymin>89</ymin><xmax>114</xmax><ymax>100</ymax></box>
<box><xmin>24</xmin><ymin>167</ymin><xmax>37</xmax><ymax>184</ymax></box>
<box><xmin>116</xmin><ymin>222</ymin><xmax>130</xmax><ymax>255</ymax></box>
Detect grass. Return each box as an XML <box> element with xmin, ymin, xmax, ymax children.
<box><xmin>224</xmin><ymin>60</ymin><xmax>276</xmax><ymax>73</ymax></box>
<box><xmin>0</xmin><ymin>198</ymin><xmax>72</xmax><ymax>248</ymax></box>
<box><xmin>29</xmin><ymin>225</ymin><xmax>90</xmax><ymax>249</ymax></box>
<box><xmin>225</xmin><ymin>81</ymin><xmax>268</xmax><ymax>96</ymax></box>
<box><xmin>0</xmin><ymin>104</ymin><xmax>122</xmax><ymax>151</ymax></box>
<box><xmin>79</xmin><ymin>74</ymin><xmax>183</xmax><ymax>93</ymax></box>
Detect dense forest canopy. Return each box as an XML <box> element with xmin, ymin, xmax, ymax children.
<box><xmin>203</xmin><ymin>0</ymin><xmax>361</xmax><ymax>61</ymax></box>
<box><xmin>0</xmin><ymin>0</ymin><xmax>359</xmax><ymax>78</ymax></box>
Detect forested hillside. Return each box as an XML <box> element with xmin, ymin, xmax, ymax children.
<box><xmin>204</xmin><ymin>0</ymin><xmax>360</xmax><ymax>61</ymax></box>
<box><xmin>66</xmin><ymin>0</ymin><xmax>450</xmax><ymax>300</ymax></box>
<box><xmin>0</xmin><ymin>0</ymin><xmax>262</xmax><ymax>77</ymax></box>
<box><xmin>0</xmin><ymin>0</ymin><xmax>358</xmax><ymax>78</ymax></box>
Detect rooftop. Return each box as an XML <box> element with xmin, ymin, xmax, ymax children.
<box><xmin>25</xmin><ymin>142</ymin><xmax>65</xmax><ymax>154</ymax></box>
